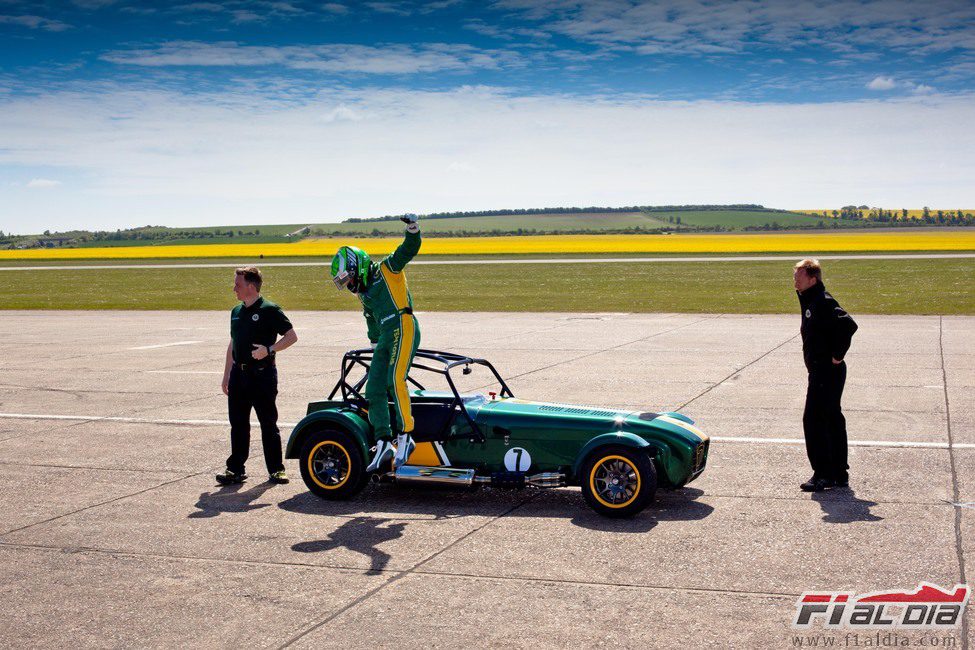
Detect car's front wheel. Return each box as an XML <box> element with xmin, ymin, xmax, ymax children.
<box><xmin>580</xmin><ymin>446</ymin><xmax>656</xmax><ymax>518</ymax></box>
<box><xmin>299</xmin><ymin>430</ymin><xmax>367</xmax><ymax>500</ymax></box>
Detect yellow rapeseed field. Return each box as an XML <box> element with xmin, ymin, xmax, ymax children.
<box><xmin>1</xmin><ymin>231</ymin><xmax>974</xmax><ymax>259</ymax></box>
<box><xmin>798</xmin><ymin>209</ymin><xmax>973</xmax><ymax>219</ymax></box>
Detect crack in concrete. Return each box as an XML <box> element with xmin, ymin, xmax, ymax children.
<box><xmin>0</xmin><ymin>469</ymin><xmax>211</xmax><ymax>537</ymax></box>
<box><xmin>0</xmin><ymin>460</ymin><xmax>188</xmax><ymax>474</ymax></box>
<box><xmin>0</xmin><ymin>538</ymin><xmax>801</xmax><ymax>602</ymax></box>
<box><xmin>276</xmin><ymin>494</ymin><xmax>537</xmax><ymax>649</ymax></box>
<box><xmin>676</xmin><ymin>332</ymin><xmax>800</xmax><ymax>410</ymax></box>
<box><xmin>940</xmin><ymin>316</ymin><xmax>969</xmax><ymax>650</ymax></box>
<box><xmin>473</xmin><ymin>315</ymin><xmax>718</xmax><ymax>392</ymax></box>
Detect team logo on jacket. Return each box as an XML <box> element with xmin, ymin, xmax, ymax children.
<box><xmin>805</xmin><ymin>309</ymin><xmax>811</xmax><ymax>318</ymax></box>
<box><xmin>252</xmin><ymin>314</ymin><xmax>260</xmax><ymax>321</ymax></box>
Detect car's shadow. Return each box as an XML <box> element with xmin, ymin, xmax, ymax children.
<box><xmin>278</xmin><ymin>484</ymin><xmax>715</xmax><ymax>534</ymax></box>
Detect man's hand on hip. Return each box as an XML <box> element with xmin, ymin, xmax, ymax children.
<box><xmin>252</xmin><ymin>344</ymin><xmax>270</xmax><ymax>360</ymax></box>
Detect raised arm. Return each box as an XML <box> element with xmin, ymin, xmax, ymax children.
<box><xmin>385</xmin><ymin>215</ymin><xmax>422</xmax><ymax>273</ymax></box>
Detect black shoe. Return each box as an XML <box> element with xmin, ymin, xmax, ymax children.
<box><xmin>833</xmin><ymin>479</ymin><xmax>849</xmax><ymax>488</ymax></box>
<box><xmin>215</xmin><ymin>469</ymin><xmax>247</xmax><ymax>485</ymax></box>
<box><xmin>800</xmin><ymin>476</ymin><xmax>834</xmax><ymax>492</ymax></box>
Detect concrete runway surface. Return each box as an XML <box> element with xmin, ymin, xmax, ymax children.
<box><xmin>0</xmin><ymin>311</ymin><xmax>972</xmax><ymax>648</ymax></box>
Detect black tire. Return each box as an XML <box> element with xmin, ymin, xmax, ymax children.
<box><xmin>298</xmin><ymin>430</ymin><xmax>367</xmax><ymax>500</ymax></box>
<box><xmin>580</xmin><ymin>445</ymin><xmax>656</xmax><ymax>518</ymax></box>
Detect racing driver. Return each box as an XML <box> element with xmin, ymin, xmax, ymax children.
<box><xmin>329</xmin><ymin>215</ymin><xmax>422</xmax><ymax>472</ymax></box>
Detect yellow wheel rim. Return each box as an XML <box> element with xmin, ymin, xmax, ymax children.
<box><xmin>589</xmin><ymin>454</ymin><xmax>641</xmax><ymax>509</ymax></box>
<box><xmin>307</xmin><ymin>440</ymin><xmax>352</xmax><ymax>490</ymax></box>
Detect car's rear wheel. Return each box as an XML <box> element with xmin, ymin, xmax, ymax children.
<box><xmin>299</xmin><ymin>430</ymin><xmax>367</xmax><ymax>500</ymax></box>
<box><xmin>580</xmin><ymin>446</ymin><xmax>656</xmax><ymax>518</ymax></box>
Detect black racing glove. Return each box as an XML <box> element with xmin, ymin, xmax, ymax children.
<box><xmin>400</xmin><ymin>214</ymin><xmax>419</xmax><ymax>233</ymax></box>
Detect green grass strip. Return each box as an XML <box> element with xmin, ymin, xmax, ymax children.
<box><xmin>6</xmin><ymin>258</ymin><xmax>973</xmax><ymax>314</ymax></box>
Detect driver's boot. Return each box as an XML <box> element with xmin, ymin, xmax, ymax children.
<box><xmin>366</xmin><ymin>438</ymin><xmax>395</xmax><ymax>473</ymax></box>
<box><xmin>393</xmin><ymin>433</ymin><xmax>415</xmax><ymax>469</ymax></box>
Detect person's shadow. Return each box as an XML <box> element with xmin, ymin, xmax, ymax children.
<box><xmin>188</xmin><ymin>482</ymin><xmax>275</xmax><ymax>519</ymax></box>
<box><xmin>292</xmin><ymin>516</ymin><xmax>407</xmax><ymax>574</ymax></box>
<box><xmin>811</xmin><ymin>487</ymin><xmax>883</xmax><ymax>523</ymax></box>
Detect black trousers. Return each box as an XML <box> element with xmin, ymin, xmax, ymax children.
<box><xmin>802</xmin><ymin>362</ymin><xmax>849</xmax><ymax>482</ymax></box>
<box><xmin>226</xmin><ymin>364</ymin><xmax>284</xmax><ymax>475</ymax></box>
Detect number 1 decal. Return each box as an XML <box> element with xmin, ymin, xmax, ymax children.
<box><xmin>503</xmin><ymin>447</ymin><xmax>532</xmax><ymax>472</ymax></box>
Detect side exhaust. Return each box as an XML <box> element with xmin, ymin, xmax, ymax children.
<box><xmin>385</xmin><ymin>466</ymin><xmax>567</xmax><ymax>489</ymax></box>
<box><xmin>526</xmin><ymin>472</ymin><xmax>564</xmax><ymax>488</ymax></box>
<box><xmin>392</xmin><ymin>465</ymin><xmax>476</xmax><ymax>487</ymax></box>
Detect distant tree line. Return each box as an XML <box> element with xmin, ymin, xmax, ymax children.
<box><xmin>6</xmin><ymin>204</ymin><xmax>974</xmax><ymax>250</ymax></box>
<box><xmin>817</xmin><ymin>205</ymin><xmax>974</xmax><ymax>227</ymax></box>
<box><xmin>80</xmin><ymin>227</ymin><xmax>263</xmax><ymax>242</ymax></box>
<box><xmin>3</xmin><ymin>225</ymin><xmax>270</xmax><ymax>249</ymax></box>
<box><xmin>310</xmin><ymin>226</ymin><xmax>675</xmax><ymax>237</ymax></box>
<box><xmin>344</xmin><ymin>204</ymin><xmax>782</xmax><ymax>223</ymax></box>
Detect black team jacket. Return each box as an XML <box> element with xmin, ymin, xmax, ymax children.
<box><xmin>797</xmin><ymin>280</ymin><xmax>858</xmax><ymax>373</ymax></box>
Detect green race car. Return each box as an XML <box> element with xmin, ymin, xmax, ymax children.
<box><xmin>286</xmin><ymin>349</ymin><xmax>709</xmax><ymax>517</ymax></box>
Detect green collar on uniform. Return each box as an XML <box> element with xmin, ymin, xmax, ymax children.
<box><xmin>240</xmin><ymin>295</ymin><xmax>264</xmax><ymax>310</ymax></box>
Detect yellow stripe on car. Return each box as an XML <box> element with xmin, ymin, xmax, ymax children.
<box><xmin>407</xmin><ymin>441</ymin><xmax>440</xmax><ymax>466</ymax></box>
<box><xmin>655</xmin><ymin>415</ymin><xmax>708</xmax><ymax>441</ymax></box>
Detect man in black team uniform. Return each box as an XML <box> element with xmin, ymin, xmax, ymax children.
<box><xmin>794</xmin><ymin>258</ymin><xmax>858</xmax><ymax>493</ymax></box>
<box><xmin>216</xmin><ymin>266</ymin><xmax>298</xmax><ymax>486</ymax></box>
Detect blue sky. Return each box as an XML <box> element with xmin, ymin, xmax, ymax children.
<box><xmin>1</xmin><ymin>0</ymin><xmax>974</xmax><ymax>232</ymax></box>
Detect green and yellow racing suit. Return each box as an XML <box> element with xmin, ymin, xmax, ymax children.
<box><xmin>359</xmin><ymin>229</ymin><xmax>422</xmax><ymax>441</ymax></box>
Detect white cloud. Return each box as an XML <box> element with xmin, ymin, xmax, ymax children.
<box><xmin>322</xmin><ymin>3</ymin><xmax>348</xmax><ymax>13</ymax></box>
<box><xmin>911</xmin><ymin>83</ymin><xmax>935</xmax><ymax>95</ymax></box>
<box><xmin>265</xmin><ymin>1</ymin><xmax>304</xmax><ymax>13</ymax></box>
<box><xmin>364</xmin><ymin>1</ymin><xmax>411</xmax><ymax>16</ymax></box>
<box><xmin>320</xmin><ymin>104</ymin><xmax>361</xmax><ymax>122</ymax></box>
<box><xmin>176</xmin><ymin>3</ymin><xmax>226</xmax><ymax>12</ymax></box>
<box><xmin>25</xmin><ymin>178</ymin><xmax>62</xmax><ymax>189</ymax></box>
<box><xmin>867</xmin><ymin>75</ymin><xmax>897</xmax><ymax>90</ymax></box>
<box><xmin>231</xmin><ymin>10</ymin><xmax>262</xmax><ymax>23</ymax></box>
<box><xmin>71</xmin><ymin>0</ymin><xmax>118</xmax><ymax>8</ymax></box>
<box><xmin>493</xmin><ymin>0</ymin><xmax>975</xmax><ymax>58</ymax></box>
<box><xmin>101</xmin><ymin>41</ymin><xmax>523</xmax><ymax>74</ymax></box>
<box><xmin>0</xmin><ymin>85</ymin><xmax>972</xmax><ymax>232</ymax></box>
<box><xmin>0</xmin><ymin>14</ymin><xmax>71</xmax><ymax>31</ymax></box>
<box><xmin>464</xmin><ymin>18</ymin><xmax>552</xmax><ymax>40</ymax></box>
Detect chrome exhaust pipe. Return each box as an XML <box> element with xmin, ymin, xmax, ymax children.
<box><xmin>526</xmin><ymin>472</ymin><xmax>564</xmax><ymax>488</ymax></box>
<box><xmin>393</xmin><ymin>465</ymin><xmax>476</xmax><ymax>487</ymax></box>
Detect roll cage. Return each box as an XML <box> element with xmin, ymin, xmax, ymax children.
<box><xmin>327</xmin><ymin>348</ymin><xmax>514</xmax><ymax>443</ymax></box>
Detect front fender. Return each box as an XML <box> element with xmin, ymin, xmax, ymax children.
<box><xmin>285</xmin><ymin>409</ymin><xmax>372</xmax><ymax>461</ymax></box>
<box><xmin>571</xmin><ymin>432</ymin><xmax>653</xmax><ymax>478</ymax></box>
<box><xmin>659</xmin><ymin>411</ymin><xmax>694</xmax><ymax>425</ymax></box>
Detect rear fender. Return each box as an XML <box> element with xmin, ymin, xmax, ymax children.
<box><xmin>285</xmin><ymin>409</ymin><xmax>371</xmax><ymax>460</ymax></box>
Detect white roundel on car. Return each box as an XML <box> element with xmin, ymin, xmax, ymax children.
<box><xmin>504</xmin><ymin>447</ymin><xmax>532</xmax><ymax>472</ymax></box>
